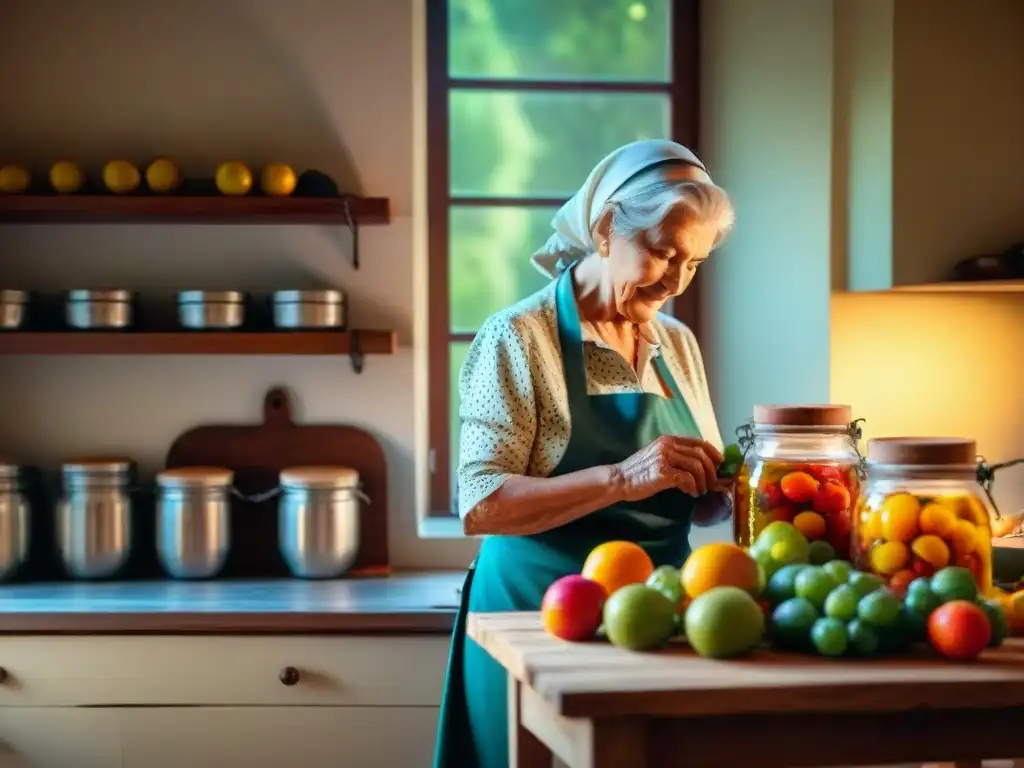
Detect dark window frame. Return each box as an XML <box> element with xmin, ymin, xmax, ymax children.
<box><xmin>426</xmin><ymin>0</ymin><xmax>701</xmax><ymax>515</ymax></box>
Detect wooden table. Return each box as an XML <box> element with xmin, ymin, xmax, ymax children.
<box><xmin>469</xmin><ymin>612</ymin><xmax>1024</xmax><ymax>768</ymax></box>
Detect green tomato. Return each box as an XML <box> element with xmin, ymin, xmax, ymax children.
<box><xmin>822</xmin><ymin>560</ymin><xmax>853</xmax><ymax>584</ymax></box>
<box><xmin>848</xmin><ymin>571</ymin><xmax>885</xmax><ymax>600</ymax></box>
<box><xmin>846</xmin><ymin>619</ymin><xmax>880</xmax><ymax>657</ymax></box>
<box><xmin>824</xmin><ymin>584</ymin><xmax>859</xmax><ymax>622</ymax></box>
<box><xmin>794</xmin><ymin>567</ymin><xmax>839</xmax><ymax>610</ymax></box>
<box><xmin>811</xmin><ymin>617</ymin><xmax>848</xmax><ymax>657</ymax></box>
<box><xmin>770</xmin><ymin>597</ymin><xmax>818</xmax><ymax>651</ymax></box>
<box><xmin>646</xmin><ymin>565</ymin><xmax>684</xmax><ymax>607</ymax></box>
<box><xmin>857</xmin><ymin>589</ymin><xmax>902</xmax><ymax>628</ymax></box>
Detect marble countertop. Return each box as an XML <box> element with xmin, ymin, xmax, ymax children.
<box><xmin>0</xmin><ymin>571</ymin><xmax>466</xmax><ymax>635</ymax></box>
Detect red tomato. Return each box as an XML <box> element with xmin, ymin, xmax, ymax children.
<box><xmin>807</xmin><ymin>464</ymin><xmax>843</xmax><ymax>483</ymax></box>
<box><xmin>912</xmin><ymin>558</ymin><xmax>937</xmax><ymax>578</ymax></box>
<box><xmin>927</xmin><ymin>601</ymin><xmax>991</xmax><ymax>660</ymax></box>
<box><xmin>760</xmin><ymin>482</ymin><xmax>785</xmax><ymax>509</ymax></box>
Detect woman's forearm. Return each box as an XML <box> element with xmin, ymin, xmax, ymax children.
<box><xmin>462</xmin><ymin>465</ymin><xmax>625</xmax><ymax>537</ymax></box>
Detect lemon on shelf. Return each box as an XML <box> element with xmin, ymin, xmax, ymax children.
<box><xmin>261</xmin><ymin>162</ymin><xmax>297</xmax><ymax>197</ymax></box>
<box><xmin>0</xmin><ymin>165</ymin><xmax>30</xmax><ymax>194</ymax></box>
<box><xmin>49</xmin><ymin>161</ymin><xmax>84</xmax><ymax>194</ymax></box>
<box><xmin>103</xmin><ymin>160</ymin><xmax>141</xmax><ymax>195</ymax></box>
<box><xmin>145</xmin><ymin>157</ymin><xmax>181</xmax><ymax>194</ymax></box>
<box><xmin>215</xmin><ymin>161</ymin><xmax>253</xmax><ymax>196</ymax></box>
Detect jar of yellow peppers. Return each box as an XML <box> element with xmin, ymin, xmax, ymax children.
<box><xmin>854</xmin><ymin>437</ymin><xmax>993</xmax><ymax>597</ymax></box>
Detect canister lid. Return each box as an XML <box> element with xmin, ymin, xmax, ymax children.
<box><xmin>0</xmin><ymin>289</ymin><xmax>28</xmax><ymax>304</ymax></box>
<box><xmin>62</xmin><ymin>457</ymin><xmax>134</xmax><ymax>474</ymax></box>
<box><xmin>66</xmin><ymin>289</ymin><xmax>134</xmax><ymax>303</ymax></box>
<box><xmin>157</xmin><ymin>466</ymin><xmax>234</xmax><ymax>488</ymax></box>
<box><xmin>177</xmin><ymin>290</ymin><xmax>246</xmax><ymax>305</ymax></box>
<box><xmin>866</xmin><ymin>437</ymin><xmax>977</xmax><ymax>466</ymax></box>
<box><xmin>272</xmin><ymin>289</ymin><xmax>345</xmax><ymax>305</ymax></box>
<box><xmin>280</xmin><ymin>466</ymin><xmax>359</xmax><ymax>489</ymax></box>
<box><xmin>753</xmin><ymin>404</ymin><xmax>852</xmax><ymax>427</ymax></box>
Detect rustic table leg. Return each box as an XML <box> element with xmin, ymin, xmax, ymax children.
<box><xmin>589</xmin><ymin>720</ymin><xmax>646</xmax><ymax>768</ymax></box>
<box><xmin>508</xmin><ymin>673</ymin><xmax>553</xmax><ymax>768</ymax></box>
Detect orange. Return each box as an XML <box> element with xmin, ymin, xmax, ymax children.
<box><xmin>681</xmin><ymin>542</ymin><xmax>759</xmax><ymax>599</ymax></box>
<box><xmin>581</xmin><ymin>541</ymin><xmax>654</xmax><ymax>596</ymax></box>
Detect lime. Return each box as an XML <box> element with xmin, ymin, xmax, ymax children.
<box><xmin>684</xmin><ymin>586</ymin><xmax>765</xmax><ymax>659</ymax></box>
<box><xmin>811</xmin><ymin>617</ymin><xmax>848</xmax><ymax>657</ymax></box>
<box><xmin>822</xmin><ymin>560</ymin><xmax>852</xmax><ymax>584</ymax></box>
<box><xmin>770</xmin><ymin>597</ymin><xmax>818</xmax><ymax>650</ymax></box>
<box><xmin>646</xmin><ymin>565</ymin><xmax>684</xmax><ymax>607</ymax></box>
<box><xmin>603</xmin><ymin>584</ymin><xmax>677</xmax><ymax>651</ymax></box>
<box><xmin>931</xmin><ymin>567</ymin><xmax>978</xmax><ymax>603</ymax></box>
<box><xmin>904</xmin><ymin>580</ymin><xmax>942</xmax><ymax>617</ymax></box>
<box><xmin>848</xmin><ymin>571</ymin><xmax>885</xmax><ymax>599</ymax></box>
<box><xmin>978</xmin><ymin>600</ymin><xmax>1008</xmax><ymax>647</ymax></box>
<box><xmin>764</xmin><ymin>564</ymin><xmax>806</xmax><ymax>607</ymax></box>
<box><xmin>856</xmin><ymin>589</ymin><xmax>901</xmax><ymax>628</ymax></box>
<box><xmin>754</xmin><ymin>521</ymin><xmax>810</xmax><ymax>565</ymax></box>
<box><xmin>808</xmin><ymin>540</ymin><xmax>837</xmax><ymax>565</ymax></box>
<box><xmin>824</xmin><ymin>584</ymin><xmax>859</xmax><ymax>621</ymax></box>
<box><xmin>846</xmin><ymin>619</ymin><xmax>880</xmax><ymax>657</ymax></box>
<box><xmin>794</xmin><ymin>566</ymin><xmax>839</xmax><ymax>610</ymax></box>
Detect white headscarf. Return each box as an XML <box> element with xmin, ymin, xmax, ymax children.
<box><xmin>530</xmin><ymin>139</ymin><xmax>709</xmax><ymax>278</ymax></box>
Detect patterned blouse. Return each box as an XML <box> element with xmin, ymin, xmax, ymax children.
<box><xmin>456</xmin><ymin>278</ymin><xmax>724</xmax><ymax>521</ymax></box>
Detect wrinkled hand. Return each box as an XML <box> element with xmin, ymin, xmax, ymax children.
<box><xmin>613</xmin><ymin>436</ymin><xmax>724</xmax><ymax>502</ymax></box>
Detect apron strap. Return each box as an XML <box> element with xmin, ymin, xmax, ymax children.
<box><xmin>554</xmin><ymin>266</ymin><xmax>590</xmax><ymax>403</ymax></box>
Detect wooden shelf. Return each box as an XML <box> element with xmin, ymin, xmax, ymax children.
<box><xmin>0</xmin><ymin>330</ymin><xmax>397</xmax><ymax>357</ymax></box>
<box><xmin>893</xmin><ymin>279</ymin><xmax>1024</xmax><ymax>293</ymax></box>
<box><xmin>0</xmin><ymin>195</ymin><xmax>390</xmax><ymax>225</ymax></box>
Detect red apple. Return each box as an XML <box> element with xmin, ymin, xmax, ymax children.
<box><xmin>541</xmin><ymin>575</ymin><xmax>607</xmax><ymax>641</ymax></box>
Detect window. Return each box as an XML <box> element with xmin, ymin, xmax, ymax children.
<box><xmin>427</xmin><ymin>0</ymin><xmax>700</xmax><ymax>515</ymax></box>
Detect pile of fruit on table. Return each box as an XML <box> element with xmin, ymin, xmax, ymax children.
<box><xmin>541</xmin><ymin>519</ymin><xmax>1019</xmax><ymax>661</ymax></box>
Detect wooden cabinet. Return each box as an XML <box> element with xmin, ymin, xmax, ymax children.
<box><xmin>0</xmin><ymin>635</ymin><xmax>448</xmax><ymax>767</ymax></box>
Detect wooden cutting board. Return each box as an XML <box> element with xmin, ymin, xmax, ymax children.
<box><xmin>165</xmin><ymin>386</ymin><xmax>389</xmax><ymax>577</ymax></box>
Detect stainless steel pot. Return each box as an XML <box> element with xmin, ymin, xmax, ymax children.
<box><xmin>156</xmin><ymin>466</ymin><xmax>233</xmax><ymax>579</ymax></box>
<box><xmin>0</xmin><ymin>461</ymin><xmax>30</xmax><ymax>582</ymax></box>
<box><xmin>177</xmin><ymin>290</ymin><xmax>246</xmax><ymax>330</ymax></box>
<box><xmin>0</xmin><ymin>290</ymin><xmax>28</xmax><ymax>330</ymax></box>
<box><xmin>57</xmin><ymin>458</ymin><xmax>134</xmax><ymax>579</ymax></box>
<box><xmin>278</xmin><ymin>466</ymin><xmax>365</xmax><ymax>579</ymax></box>
<box><xmin>66</xmin><ymin>289</ymin><xmax>134</xmax><ymax>329</ymax></box>
<box><xmin>272</xmin><ymin>289</ymin><xmax>346</xmax><ymax>330</ymax></box>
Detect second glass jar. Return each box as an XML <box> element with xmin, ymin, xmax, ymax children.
<box><xmin>734</xmin><ymin>404</ymin><xmax>862</xmax><ymax>559</ymax></box>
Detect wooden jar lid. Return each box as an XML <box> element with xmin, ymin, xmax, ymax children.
<box><xmin>752</xmin><ymin>404</ymin><xmax>852</xmax><ymax>427</ymax></box>
<box><xmin>866</xmin><ymin>437</ymin><xmax>977</xmax><ymax>466</ymax></box>
<box><xmin>157</xmin><ymin>466</ymin><xmax>235</xmax><ymax>488</ymax></box>
<box><xmin>280</xmin><ymin>466</ymin><xmax>359</xmax><ymax>489</ymax></box>
<box><xmin>62</xmin><ymin>457</ymin><xmax>134</xmax><ymax>473</ymax></box>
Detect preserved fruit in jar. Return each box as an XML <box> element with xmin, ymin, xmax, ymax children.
<box><xmin>734</xmin><ymin>404</ymin><xmax>863</xmax><ymax>560</ymax></box>
<box><xmin>854</xmin><ymin>437</ymin><xmax>993</xmax><ymax>595</ymax></box>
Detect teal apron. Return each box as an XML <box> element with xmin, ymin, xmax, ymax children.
<box><xmin>433</xmin><ymin>267</ymin><xmax>702</xmax><ymax>768</ymax></box>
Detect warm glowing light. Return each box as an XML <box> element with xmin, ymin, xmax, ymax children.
<box><xmin>627</xmin><ymin>2</ymin><xmax>648</xmax><ymax>22</ymax></box>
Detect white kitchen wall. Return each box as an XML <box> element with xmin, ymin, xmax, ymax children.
<box><xmin>0</xmin><ymin>0</ymin><xmax>476</xmax><ymax>568</ymax></box>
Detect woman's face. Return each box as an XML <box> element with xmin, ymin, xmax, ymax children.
<box><xmin>600</xmin><ymin>210</ymin><xmax>720</xmax><ymax>324</ymax></box>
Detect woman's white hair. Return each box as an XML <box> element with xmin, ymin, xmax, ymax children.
<box><xmin>599</xmin><ymin>162</ymin><xmax>735</xmax><ymax>249</ymax></box>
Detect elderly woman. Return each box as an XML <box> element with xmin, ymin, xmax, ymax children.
<box><xmin>433</xmin><ymin>140</ymin><xmax>736</xmax><ymax>768</ymax></box>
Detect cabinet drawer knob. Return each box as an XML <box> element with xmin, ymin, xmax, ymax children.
<box><xmin>0</xmin><ymin>667</ymin><xmax>7</xmax><ymax>684</ymax></box>
<box><xmin>279</xmin><ymin>666</ymin><xmax>300</xmax><ymax>686</ymax></box>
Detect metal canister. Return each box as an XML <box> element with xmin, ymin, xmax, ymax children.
<box><xmin>57</xmin><ymin>458</ymin><xmax>134</xmax><ymax>579</ymax></box>
<box><xmin>177</xmin><ymin>291</ymin><xmax>246</xmax><ymax>330</ymax></box>
<box><xmin>156</xmin><ymin>466</ymin><xmax>233</xmax><ymax>579</ymax></box>
<box><xmin>66</xmin><ymin>289</ymin><xmax>134</xmax><ymax>329</ymax></box>
<box><xmin>0</xmin><ymin>290</ymin><xmax>28</xmax><ymax>330</ymax></box>
<box><xmin>272</xmin><ymin>289</ymin><xmax>346</xmax><ymax>329</ymax></box>
<box><xmin>278</xmin><ymin>466</ymin><xmax>364</xmax><ymax>579</ymax></box>
<box><xmin>0</xmin><ymin>461</ymin><xmax>30</xmax><ymax>582</ymax></box>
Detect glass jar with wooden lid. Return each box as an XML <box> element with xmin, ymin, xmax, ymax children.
<box><xmin>734</xmin><ymin>404</ymin><xmax>863</xmax><ymax>559</ymax></box>
<box><xmin>854</xmin><ymin>437</ymin><xmax>993</xmax><ymax>595</ymax></box>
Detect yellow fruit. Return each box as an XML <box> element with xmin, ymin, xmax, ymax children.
<box><xmin>918</xmin><ymin>502</ymin><xmax>956</xmax><ymax>538</ymax></box>
<box><xmin>261</xmin><ymin>162</ymin><xmax>297</xmax><ymax>196</ymax></box>
<box><xmin>860</xmin><ymin>508</ymin><xmax>883</xmax><ymax>542</ymax></box>
<box><xmin>103</xmin><ymin>160</ymin><xmax>141</xmax><ymax>194</ymax></box>
<box><xmin>681</xmin><ymin>542</ymin><xmax>760</xmax><ymax>599</ymax></box>
<box><xmin>792</xmin><ymin>511</ymin><xmax>826</xmax><ymax>541</ymax></box>
<box><xmin>0</xmin><ymin>165</ymin><xmax>30</xmax><ymax>194</ymax></box>
<box><xmin>949</xmin><ymin>518</ymin><xmax>978</xmax><ymax>555</ymax></box>
<box><xmin>215</xmin><ymin>161</ymin><xmax>253</xmax><ymax>196</ymax></box>
<box><xmin>879</xmin><ymin>492</ymin><xmax>920</xmax><ymax>543</ymax></box>
<box><xmin>49</xmin><ymin>161</ymin><xmax>83</xmax><ymax>193</ymax></box>
<box><xmin>145</xmin><ymin>157</ymin><xmax>181</xmax><ymax>193</ymax></box>
<box><xmin>869</xmin><ymin>540</ymin><xmax>910</xmax><ymax>576</ymax></box>
<box><xmin>910</xmin><ymin>534</ymin><xmax>950</xmax><ymax>569</ymax></box>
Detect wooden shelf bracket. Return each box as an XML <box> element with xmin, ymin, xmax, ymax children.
<box><xmin>349</xmin><ymin>329</ymin><xmax>364</xmax><ymax>373</ymax></box>
<box><xmin>343</xmin><ymin>197</ymin><xmax>361</xmax><ymax>270</ymax></box>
